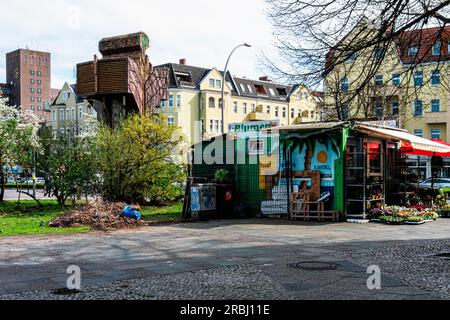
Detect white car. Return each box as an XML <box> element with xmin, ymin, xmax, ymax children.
<box><xmin>419</xmin><ymin>178</ymin><xmax>450</xmax><ymax>189</ymax></box>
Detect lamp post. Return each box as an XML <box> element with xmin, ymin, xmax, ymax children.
<box><xmin>221</xmin><ymin>43</ymin><xmax>251</xmax><ymax>134</ymax></box>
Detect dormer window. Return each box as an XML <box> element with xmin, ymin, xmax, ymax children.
<box><xmin>175</xmin><ymin>72</ymin><xmax>192</xmax><ymax>84</ymax></box>
<box><xmin>255</xmin><ymin>84</ymin><xmax>267</xmax><ymax>96</ymax></box>
<box><xmin>432</xmin><ymin>42</ymin><xmax>441</xmax><ymax>56</ymax></box>
<box><xmin>276</xmin><ymin>87</ymin><xmax>287</xmax><ymax>96</ymax></box>
<box><xmin>269</xmin><ymin>88</ymin><xmax>275</xmax><ymax>96</ymax></box>
<box><xmin>408</xmin><ymin>46</ymin><xmax>418</xmax><ymax>56</ymax></box>
<box><xmin>240</xmin><ymin>83</ymin><xmax>246</xmax><ymax>93</ymax></box>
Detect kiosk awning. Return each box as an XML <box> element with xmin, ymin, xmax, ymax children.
<box><xmin>356</xmin><ymin>124</ymin><xmax>450</xmax><ymax>156</ymax></box>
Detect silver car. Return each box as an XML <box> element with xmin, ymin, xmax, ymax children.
<box><xmin>419</xmin><ymin>178</ymin><xmax>450</xmax><ymax>189</ymax></box>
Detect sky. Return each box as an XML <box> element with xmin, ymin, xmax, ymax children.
<box><xmin>0</xmin><ymin>0</ymin><xmax>279</xmax><ymax>89</ymax></box>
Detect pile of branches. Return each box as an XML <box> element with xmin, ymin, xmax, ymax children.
<box><xmin>49</xmin><ymin>199</ymin><xmax>143</xmax><ymax>231</ymax></box>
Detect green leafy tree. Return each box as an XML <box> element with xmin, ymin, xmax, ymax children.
<box><xmin>0</xmin><ymin>99</ymin><xmax>41</xmax><ymax>202</ymax></box>
<box><xmin>95</xmin><ymin>113</ymin><xmax>184</xmax><ymax>203</ymax></box>
<box><xmin>38</xmin><ymin>132</ymin><xmax>99</xmax><ymax>207</ymax></box>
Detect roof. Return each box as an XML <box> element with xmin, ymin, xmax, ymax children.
<box><xmin>325</xmin><ymin>24</ymin><xmax>450</xmax><ymax>74</ymax></box>
<box><xmin>266</xmin><ymin>121</ymin><xmax>348</xmax><ymax>132</ymax></box>
<box><xmin>396</xmin><ymin>26</ymin><xmax>450</xmax><ymax>64</ymax></box>
<box><xmin>155</xmin><ymin>62</ymin><xmax>302</xmax><ymax>102</ymax></box>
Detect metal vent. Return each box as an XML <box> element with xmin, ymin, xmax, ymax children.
<box><xmin>287</xmin><ymin>261</ymin><xmax>340</xmax><ymax>271</ymax></box>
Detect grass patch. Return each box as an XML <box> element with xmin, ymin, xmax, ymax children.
<box><xmin>5</xmin><ymin>183</ymin><xmax>45</xmax><ymax>188</ymax></box>
<box><xmin>0</xmin><ymin>200</ymin><xmax>89</xmax><ymax>237</ymax></box>
<box><xmin>141</xmin><ymin>202</ymin><xmax>183</xmax><ymax>223</ymax></box>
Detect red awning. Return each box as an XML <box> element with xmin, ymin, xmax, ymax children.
<box><xmin>401</xmin><ymin>138</ymin><xmax>450</xmax><ymax>157</ymax></box>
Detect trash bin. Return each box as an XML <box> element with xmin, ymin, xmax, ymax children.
<box><xmin>190</xmin><ymin>183</ymin><xmax>216</xmax><ymax>220</ymax></box>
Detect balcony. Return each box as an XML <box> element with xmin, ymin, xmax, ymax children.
<box><xmin>248</xmin><ymin>111</ymin><xmax>272</xmax><ymax>121</ymax></box>
<box><xmin>424</xmin><ymin>110</ymin><xmax>448</xmax><ymax>124</ymax></box>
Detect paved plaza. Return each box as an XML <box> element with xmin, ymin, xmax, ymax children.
<box><xmin>1</xmin><ymin>218</ymin><xmax>449</xmax><ymax>300</ymax></box>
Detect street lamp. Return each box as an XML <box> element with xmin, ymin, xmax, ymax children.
<box><xmin>221</xmin><ymin>43</ymin><xmax>252</xmax><ymax>134</ymax></box>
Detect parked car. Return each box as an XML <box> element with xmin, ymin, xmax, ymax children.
<box><xmin>419</xmin><ymin>177</ymin><xmax>450</xmax><ymax>189</ymax></box>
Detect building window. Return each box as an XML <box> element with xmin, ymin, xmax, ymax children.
<box><xmin>60</xmin><ymin>128</ymin><xmax>65</xmax><ymax>136</ymax></box>
<box><xmin>168</xmin><ymin>117</ymin><xmax>175</xmax><ymax>125</ymax></box>
<box><xmin>219</xmin><ymin>98</ymin><xmax>223</xmax><ymax>109</ymax></box>
<box><xmin>30</xmin><ymin>105</ymin><xmax>35</xmax><ymax>110</ymax></box>
<box><xmin>340</xmin><ymin>77</ymin><xmax>349</xmax><ymax>93</ymax></box>
<box><xmin>208</xmin><ymin>97</ymin><xmax>215</xmax><ymax>108</ymax></box>
<box><xmin>62</xmin><ymin>92</ymin><xmax>67</xmax><ymax>101</ymax></box>
<box><xmin>251</xmin><ymin>104</ymin><xmax>256</xmax><ymax>112</ymax></box>
<box><xmin>243</xmin><ymin>103</ymin><xmax>247</xmax><ymax>114</ymax></box>
<box><xmin>176</xmin><ymin>95</ymin><xmax>181</xmax><ymax>107</ymax></box>
<box><xmin>37</xmin><ymin>97</ymin><xmax>42</xmax><ymax>102</ymax></box>
<box><xmin>60</xmin><ymin>109</ymin><xmax>65</xmax><ymax>121</ymax></box>
<box><xmin>215</xmin><ymin>120</ymin><xmax>219</xmax><ymax>132</ymax></box>
<box><xmin>43</xmin><ymin>57</ymin><xmax>48</xmax><ymax>66</ymax></box>
<box><xmin>392</xmin><ymin>73</ymin><xmax>401</xmax><ymax>86</ymax></box>
<box><xmin>414</xmin><ymin>71</ymin><xmax>423</xmax><ymax>87</ymax></box>
<box><xmin>37</xmin><ymin>71</ymin><xmax>41</xmax><ymax>76</ymax></box>
<box><xmin>38</xmin><ymin>57</ymin><xmax>41</xmax><ymax>66</ymax></box>
<box><xmin>37</xmin><ymin>80</ymin><xmax>41</xmax><ymax>85</ymax></box>
<box><xmin>298</xmin><ymin>109</ymin><xmax>302</xmax><ymax>118</ymax></box>
<box><xmin>374</xmin><ymin>74</ymin><xmax>384</xmax><ymax>86</ymax></box>
<box><xmin>30</xmin><ymin>79</ymin><xmax>34</xmax><ymax>84</ymax></box>
<box><xmin>292</xmin><ymin>107</ymin><xmax>297</xmax><ymax>118</ymax></box>
<box><xmin>391</xmin><ymin>101</ymin><xmax>399</xmax><ymax>115</ymax></box>
<box><xmin>209</xmin><ymin>120</ymin><xmax>213</xmax><ymax>132</ymax></box>
<box><xmin>215</xmin><ymin>80</ymin><xmax>222</xmax><ymax>88</ymax></box>
<box><xmin>269</xmin><ymin>88</ymin><xmax>275</xmax><ymax>96</ymax></box>
<box><xmin>30</xmin><ymin>56</ymin><xmax>34</xmax><ymax>65</ymax></box>
<box><xmin>52</xmin><ymin>110</ymin><xmax>56</xmax><ymax>122</ymax></box>
<box><xmin>30</xmin><ymin>70</ymin><xmax>35</xmax><ymax>76</ymax></box>
<box><xmin>431</xmin><ymin>99</ymin><xmax>440</xmax><ymax>112</ymax></box>
<box><xmin>345</xmin><ymin>51</ymin><xmax>357</xmax><ymax>62</ymax></box>
<box><xmin>282</xmin><ymin>107</ymin><xmax>286</xmax><ymax>118</ymax></box>
<box><xmin>374</xmin><ymin>47</ymin><xmax>385</xmax><ymax>60</ymax></box>
<box><xmin>247</xmin><ymin>84</ymin><xmax>253</xmax><ymax>93</ymax></box>
<box><xmin>79</xmin><ymin>107</ymin><xmax>83</xmax><ymax>119</ymax></box>
<box><xmin>431</xmin><ymin>70</ymin><xmax>440</xmax><ymax>85</ymax></box>
<box><xmin>414</xmin><ymin>129</ymin><xmax>423</xmax><ymax>137</ymax></box>
<box><xmin>30</xmin><ymin>97</ymin><xmax>35</xmax><ymax>102</ymax></box>
<box><xmin>266</xmin><ymin>106</ymin><xmax>271</xmax><ymax>114</ymax></box>
<box><xmin>408</xmin><ymin>46</ymin><xmax>418</xmax><ymax>56</ymax></box>
<box><xmin>233</xmin><ymin>101</ymin><xmax>238</xmax><ymax>113</ymax></box>
<box><xmin>30</xmin><ymin>88</ymin><xmax>35</xmax><ymax>93</ymax></box>
<box><xmin>311</xmin><ymin>111</ymin><xmax>315</xmax><ymax>118</ymax></box>
<box><xmin>414</xmin><ymin>100</ymin><xmax>423</xmax><ymax>117</ymax></box>
<box><xmin>169</xmin><ymin>95</ymin><xmax>174</xmax><ymax>107</ymax></box>
<box><xmin>275</xmin><ymin>107</ymin><xmax>279</xmax><ymax>117</ymax></box>
<box><xmin>37</xmin><ymin>88</ymin><xmax>42</xmax><ymax>94</ymax></box>
<box><xmin>432</xmin><ymin>42</ymin><xmax>441</xmax><ymax>56</ymax></box>
<box><xmin>37</xmin><ymin>106</ymin><xmax>42</xmax><ymax>111</ymax></box>
<box><xmin>209</xmin><ymin>79</ymin><xmax>215</xmax><ymax>87</ymax></box>
<box><xmin>431</xmin><ymin>129</ymin><xmax>441</xmax><ymax>140</ymax></box>
<box><xmin>374</xmin><ymin>101</ymin><xmax>383</xmax><ymax>117</ymax></box>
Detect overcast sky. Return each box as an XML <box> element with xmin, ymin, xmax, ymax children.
<box><xmin>0</xmin><ymin>0</ymin><xmax>279</xmax><ymax>89</ymax></box>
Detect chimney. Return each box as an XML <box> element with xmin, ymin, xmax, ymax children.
<box><xmin>179</xmin><ymin>58</ymin><xmax>186</xmax><ymax>65</ymax></box>
<box><xmin>259</xmin><ymin>76</ymin><xmax>271</xmax><ymax>82</ymax></box>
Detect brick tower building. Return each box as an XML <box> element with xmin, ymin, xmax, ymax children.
<box><xmin>6</xmin><ymin>49</ymin><xmax>52</xmax><ymax>121</ymax></box>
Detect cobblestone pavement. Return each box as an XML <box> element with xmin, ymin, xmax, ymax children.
<box><xmin>1</xmin><ymin>219</ymin><xmax>449</xmax><ymax>300</ymax></box>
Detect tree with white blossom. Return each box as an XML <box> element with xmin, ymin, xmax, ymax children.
<box><xmin>0</xmin><ymin>99</ymin><xmax>41</xmax><ymax>202</ymax></box>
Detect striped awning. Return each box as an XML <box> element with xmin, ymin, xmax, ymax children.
<box><xmin>356</xmin><ymin>124</ymin><xmax>450</xmax><ymax>156</ymax></box>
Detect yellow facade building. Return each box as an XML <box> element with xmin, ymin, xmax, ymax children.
<box><xmin>156</xmin><ymin>60</ymin><xmax>323</xmax><ymax>146</ymax></box>
<box><xmin>324</xmin><ymin>22</ymin><xmax>450</xmax><ymax>141</ymax></box>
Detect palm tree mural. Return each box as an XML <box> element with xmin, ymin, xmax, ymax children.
<box><xmin>283</xmin><ymin>133</ymin><xmax>340</xmax><ymax>171</ymax></box>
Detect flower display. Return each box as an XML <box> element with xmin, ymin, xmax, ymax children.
<box><xmin>369</xmin><ymin>206</ymin><xmax>438</xmax><ymax>224</ymax></box>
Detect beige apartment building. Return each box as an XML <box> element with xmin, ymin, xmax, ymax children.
<box><xmin>156</xmin><ymin>60</ymin><xmax>323</xmax><ymax>146</ymax></box>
